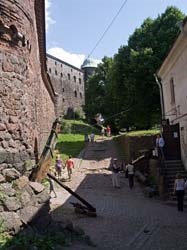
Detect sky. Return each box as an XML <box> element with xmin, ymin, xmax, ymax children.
<box><xmin>45</xmin><ymin>0</ymin><xmax>186</xmax><ymax>68</ymax></box>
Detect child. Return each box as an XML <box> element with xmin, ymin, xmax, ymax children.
<box><xmin>55</xmin><ymin>154</ymin><xmax>62</xmax><ymax>179</ymax></box>
<box><xmin>65</xmin><ymin>155</ymin><xmax>75</xmax><ymax>180</ymax></box>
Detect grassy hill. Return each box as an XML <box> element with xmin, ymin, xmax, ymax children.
<box><xmin>55</xmin><ymin>119</ymin><xmax>100</xmax><ymax>161</ymax></box>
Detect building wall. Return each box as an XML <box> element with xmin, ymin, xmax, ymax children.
<box><xmin>158</xmin><ymin>23</ymin><xmax>187</xmax><ymax>169</ymax></box>
<box><xmin>47</xmin><ymin>54</ymin><xmax>85</xmax><ymax>117</ymax></box>
<box><xmin>0</xmin><ymin>0</ymin><xmax>55</xmax><ymax>173</ymax></box>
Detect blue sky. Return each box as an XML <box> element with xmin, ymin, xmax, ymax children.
<box><xmin>45</xmin><ymin>0</ymin><xmax>186</xmax><ymax>68</ymax></box>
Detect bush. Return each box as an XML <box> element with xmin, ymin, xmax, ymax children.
<box><xmin>61</xmin><ymin>120</ymin><xmax>72</xmax><ymax>134</ymax></box>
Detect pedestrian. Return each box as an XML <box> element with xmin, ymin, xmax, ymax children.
<box><xmin>111</xmin><ymin>158</ymin><xmax>120</xmax><ymax>188</ymax></box>
<box><xmin>55</xmin><ymin>154</ymin><xmax>62</xmax><ymax>179</ymax></box>
<box><xmin>65</xmin><ymin>155</ymin><xmax>75</xmax><ymax>180</ymax></box>
<box><xmin>173</xmin><ymin>173</ymin><xmax>187</xmax><ymax>212</ymax></box>
<box><xmin>101</xmin><ymin>127</ymin><xmax>105</xmax><ymax>138</ymax></box>
<box><xmin>90</xmin><ymin>132</ymin><xmax>95</xmax><ymax>144</ymax></box>
<box><xmin>106</xmin><ymin>125</ymin><xmax>111</xmax><ymax>137</ymax></box>
<box><xmin>48</xmin><ymin>177</ymin><xmax>57</xmax><ymax>198</ymax></box>
<box><xmin>126</xmin><ymin>161</ymin><xmax>134</xmax><ymax>189</ymax></box>
<box><xmin>156</xmin><ymin>134</ymin><xmax>165</xmax><ymax>160</ymax></box>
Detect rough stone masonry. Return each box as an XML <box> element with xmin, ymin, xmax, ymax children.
<box><xmin>0</xmin><ymin>0</ymin><xmax>56</xmax><ymax>233</ymax></box>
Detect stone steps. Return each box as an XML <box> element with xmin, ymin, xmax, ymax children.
<box><xmin>163</xmin><ymin>160</ymin><xmax>187</xmax><ymax>200</ymax></box>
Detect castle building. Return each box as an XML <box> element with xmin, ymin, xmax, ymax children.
<box><xmin>47</xmin><ymin>54</ymin><xmax>85</xmax><ymax>118</ymax></box>
<box><xmin>81</xmin><ymin>57</ymin><xmax>98</xmax><ymax>82</ymax></box>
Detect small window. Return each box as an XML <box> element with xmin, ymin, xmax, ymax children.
<box><xmin>79</xmin><ymin>78</ymin><xmax>81</xmax><ymax>84</ymax></box>
<box><xmin>73</xmin><ymin>76</ymin><xmax>76</xmax><ymax>82</ymax></box>
<box><xmin>74</xmin><ymin>91</ymin><xmax>77</xmax><ymax>97</ymax></box>
<box><xmin>55</xmin><ymin>61</ymin><xmax>57</xmax><ymax>66</ymax></box>
<box><xmin>62</xmin><ymin>88</ymin><xmax>65</xmax><ymax>92</ymax></box>
<box><xmin>71</xmin><ymin>69</ymin><xmax>73</xmax><ymax>72</ymax></box>
<box><xmin>63</xmin><ymin>98</ymin><xmax>65</xmax><ymax>102</ymax></box>
<box><xmin>61</xmin><ymin>64</ymin><xmax>63</xmax><ymax>68</ymax></box>
<box><xmin>80</xmin><ymin>92</ymin><xmax>82</xmax><ymax>99</ymax></box>
<box><xmin>61</xmin><ymin>73</ymin><xmax>63</xmax><ymax>78</ymax></box>
<box><xmin>170</xmin><ymin>78</ymin><xmax>175</xmax><ymax>104</ymax></box>
<box><xmin>68</xmin><ymin>73</ymin><xmax>70</xmax><ymax>80</ymax></box>
<box><xmin>49</xmin><ymin>68</ymin><xmax>51</xmax><ymax>73</ymax></box>
<box><xmin>55</xmin><ymin>70</ymin><xmax>58</xmax><ymax>75</ymax></box>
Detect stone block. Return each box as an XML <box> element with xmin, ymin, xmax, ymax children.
<box><xmin>3</xmin><ymin>196</ymin><xmax>22</xmax><ymax>211</ymax></box>
<box><xmin>2</xmin><ymin>168</ymin><xmax>21</xmax><ymax>181</ymax></box>
<box><xmin>0</xmin><ymin>212</ymin><xmax>22</xmax><ymax>234</ymax></box>
<box><xmin>29</xmin><ymin>181</ymin><xmax>45</xmax><ymax>194</ymax></box>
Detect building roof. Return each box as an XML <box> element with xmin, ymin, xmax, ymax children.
<box><xmin>81</xmin><ymin>58</ymin><xmax>99</xmax><ymax>69</ymax></box>
<box><xmin>47</xmin><ymin>53</ymin><xmax>84</xmax><ymax>73</ymax></box>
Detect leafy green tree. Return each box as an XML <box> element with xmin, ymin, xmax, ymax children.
<box><xmin>85</xmin><ymin>6</ymin><xmax>185</xmax><ymax>130</ymax></box>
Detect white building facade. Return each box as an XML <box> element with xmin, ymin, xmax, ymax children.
<box><xmin>157</xmin><ymin>18</ymin><xmax>187</xmax><ymax>169</ymax></box>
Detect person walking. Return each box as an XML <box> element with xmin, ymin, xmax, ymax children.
<box><xmin>111</xmin><ymin>158</ymin><xmax>120</xmax><ymax>188</ymax></box>
<box><xmin>126</xmin><ymin>161</ymin><xmax>134</xmax><ymax>189</ymax></box>
<box><xmin>48</xmin><ymin>177</ymin><xmax>57</xmax><ymax>198</ymax></box>
<box><xmin>90</xmin><ymin>133</ymin><xmax>95</xmax><ymax>144</ymax></box>
<box><xmin>55</xmin><ymin>154</ymin><xmax>63</xmax><ymax>179</ymax></box>
<box><xmin>106</xmin><ymin>125</ymin><xmax>111</xmax><ymax>137</ymax></box>
<box><xmin>65</xmin><ymin>155</ymin><xmax>75</xmax><ymax>180</ymax></box>
<box><xmin>156</xmin><ymin>134</ymin><xmax>165</xmax><ymax>160</ymax></box>
<box><xmin>173</xmin><ymin>173</ymin><xmax>187</xmax><ymax>212</ymax></box>
<box><xmin>101</xmin><ymin>127</ymin><xmax>105</xmax><ymax>139</ymax></box>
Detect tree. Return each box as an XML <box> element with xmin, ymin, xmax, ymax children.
<box><xmin>84</xmin><ymin>6</ymin><xmax>185</xmax><ymax>130</ymax></box>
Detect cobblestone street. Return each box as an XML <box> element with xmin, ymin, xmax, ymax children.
<box><xmin>50</xmin><ymin>137</ymin><xmax>187</xmax><ymax>250</ymax></box>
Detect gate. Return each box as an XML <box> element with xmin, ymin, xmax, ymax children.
<box><xmin>162</xmin><ymin>123</ymin><xmax>181</xmax><ymax>160</ymax></box>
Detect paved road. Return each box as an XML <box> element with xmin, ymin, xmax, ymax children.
<box><xmin>50</xmin><ymin>137</ymin><xmax>187</xmax><ymax>250</ymax></box>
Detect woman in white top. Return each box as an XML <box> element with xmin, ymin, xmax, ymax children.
<box><xmin>173</xmin><ymin>173</ymin><xmax>186</xmax><ymax>211</ymax></box>
<box><xmin>126</xmin><ymin>161</ymin><xmax>134</xmax><ymax>189</ymax></box>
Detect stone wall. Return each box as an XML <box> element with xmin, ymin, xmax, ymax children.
<box><xmin>0</xmin><ymin>0</ymin><xmax>56</xmax><ymax>173</ymax></box>
<box><xmin>116</xmin><ymin>134</ymin><xmax>156</xmax><ymax>161</ymax></box>
<box><xmin>47</xmin><ymin>54</ymin><xmax>85</xmax><ymax>117</ymax></box>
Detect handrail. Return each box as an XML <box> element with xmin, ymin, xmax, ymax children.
<box><xmin>30</xmin><ymin>118</ymin><xmax>61</xmax><ymax>182</ymax></box>
<box><xmin>47</xmin><ymin>173</ymin><xmax>96</xmax><ymax>213</ymax></box>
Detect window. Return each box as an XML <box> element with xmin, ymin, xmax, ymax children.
<box><xmin>79</xmin><ymin>78</ymin><xmax>81</xmax><ymax>84</ymax></box>
<box><xmin>170</xmin><ymin>77</ymin><xmax>175</xmax><ymax>104</ymax></box>
<box><xmin>61</xmin><ymin>73</ymin><xmax>63</xmax><ymax>78</ymax></box>
<box><xmin>68</xmin><ymin>73</ymin><xmax>70</xmax><ymax>80</ymax></box>
<box><xmin>61</xmin><ymin>64</ymin><xmax>63</xmax><ymax>68</ymax></box>
<box><xmin>74</xmin><ymin>91</ymin><xmax>77</xmax><ymax>97</ymax></box>
<box><xmin>73</xmin><ymin>76</ymin><xmax>76</xmax><ymax>82</ymax></box>
<box><xmin>49</xmin><ymin>68</ymin><xmax>51</xmax><ymax>73</ymax></box>
<box><xmin>80</xmin><ymin>92</ymin><xmax>82</xmax><ymax>99</ymax></box>
<box><xmin>62</xmin><ymin>88</ymin><xmax>65</xmax><ymax>92</ymax></box>
<box><xmin>55</xmin><ymin>70</ymin><xmax>57</xmax><ymax>75</ymax></box>
<box><xmin>63</xmin><ymin>98</ymin><xmax>65</xmax><ymax>102</ymax></box>
<box><xmin>55</xmin><ymin>61</ymin><xmax>57</xmax><ymax>66</ymax></box>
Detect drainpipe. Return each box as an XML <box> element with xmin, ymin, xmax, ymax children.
<box><xmin>154</xmin><ymin>73</ymin><xmax>165</xmax><ymax>120</ymax></box>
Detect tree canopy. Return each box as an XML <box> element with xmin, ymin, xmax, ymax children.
<box><xmin>84</xmin><ymin>6</ymin><xmax>185</xmax><ymax>131</ymax></box>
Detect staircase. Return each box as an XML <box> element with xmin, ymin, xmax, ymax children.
<box><xmin>164</xmin><ymin>160</ymin><xmax>187</xmax><ymax>201</ymax></box>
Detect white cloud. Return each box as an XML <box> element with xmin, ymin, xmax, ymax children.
<box><xmin>45</xmin><ymin>0</ymin><xmax>55</xmax><ymax>32</ymax></box>
<box><xmin>47</xmin><ymin>47</ymin><xmax>86</xmax><ymax>68</ymax></box>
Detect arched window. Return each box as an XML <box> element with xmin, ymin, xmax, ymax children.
<box><xmin>73</xmin><ymin>76</ymin><xmax>76</xmax><ymax>82</ymax></box>
<box><xmin>80</xmin><ymin>92</ymin><xmax>82</xmax><ymax>99</ymax></box>
<box><xmin>68</xmin><ymin>73</ymin><xmax>70</xmax><ymax>80</ymax></box>
<box><xmin>74</xmin><ymin>91</ymin><xmax>77</xmax><ymax>97</ymax></box>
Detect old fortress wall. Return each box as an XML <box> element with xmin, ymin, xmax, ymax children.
<box><xmin>0</xmin><ymin>0</ymin><xmax>56</xmax><ymax>172</ymax></box>
<box><xmin>47</xmin><ymin>54</ymin><xmax>85</xmax><ymax>117</ymax></box>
